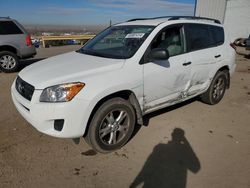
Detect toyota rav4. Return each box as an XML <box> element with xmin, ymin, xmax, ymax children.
<box><xmin>11</xmin><ymin>16</ymin><xmax>236</xmax><ymax>153</ymax></box>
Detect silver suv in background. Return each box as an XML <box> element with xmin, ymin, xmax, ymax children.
<box><xmin>0</xmin><ymin>17</ymin><xmax>36</xmax><ymax>73</ymax></box>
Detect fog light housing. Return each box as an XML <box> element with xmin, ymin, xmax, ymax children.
<box><xmin>54</xmin><ymin>119</ymin><xmax>64</xmax><ymax>131</ymax></box>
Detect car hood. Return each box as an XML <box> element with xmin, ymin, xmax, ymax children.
<box><xmin>19</xmin><ymin>51</ymin><xmax>125</xmax><ymax>89</ymax></box>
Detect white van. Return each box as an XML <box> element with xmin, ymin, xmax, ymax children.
<box><xmin>11</xmin><ymin>16</ymin><xmax>236</xmax><ymax>153</ymax></box>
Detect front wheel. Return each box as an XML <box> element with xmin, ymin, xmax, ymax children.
<box><xmin>85</xmin><ymin>98</ymin><xmax>136</xmax><ymax>153</ymax></box>
<box><xmin>0</xmin><ymin>51</ymin><xmax>19</xmax><ymax>73</ymax></box>
<box><xmin>200</xmin><ymin>71</ymin><xmax>228</xmax><ymax>105</ymax></box>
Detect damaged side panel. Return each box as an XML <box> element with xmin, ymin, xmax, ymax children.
<box><xmin>142</xmin><ymin>53</ymin><xmax>218</xmax><ymax>113</ymax></box>
<box><xmin>143</xmin><ymin>82</ymin><xmax>210</xmax><ymax>114</ymax></box>
<box><xmin>143</xmin><ymin>53</ymin><xmax>192</xmax><ymax>113</ymax></box>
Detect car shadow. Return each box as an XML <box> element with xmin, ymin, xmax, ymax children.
<box><xmin>18</xmin><ymin>58</ymin><xmax>45</xmax><ymax>71</ymax></box>
<box><xmin>130</xmin><ymin>128</ymin><xmax>201</xmax><ymax>188</ymax></box>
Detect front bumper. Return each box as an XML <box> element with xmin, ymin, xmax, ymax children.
<box><xmin>11</xmin><ymin>81</ymin><xmax>91</xmax><ymax>138</ymax></box>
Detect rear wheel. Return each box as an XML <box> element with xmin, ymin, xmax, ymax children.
<box><xmin>85</xmin><ymin>98</ymin><xmax>135</xmax><ymax>153</ymax></box>
<box><xmin>201</xmin><ymin>71</ymin><xmax>228</xmax><ymax>105</ymax></box>
<box><xmin>0</xmin><ymin>51</ymin><xmax>19</xmax><ymax>73</ymax></box>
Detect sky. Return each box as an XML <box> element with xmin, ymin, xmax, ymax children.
<box><xmin>1</xmin><ymin>0</ymin><xmax>195</xmax><ymax>25</ymax></box>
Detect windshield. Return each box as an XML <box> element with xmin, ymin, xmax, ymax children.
<box><xmin>77</xmin><ymin>25</ymin><xmax>155</xmax><ymax>59</ymax></box>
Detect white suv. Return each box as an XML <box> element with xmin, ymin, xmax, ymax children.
<box><xmin>11</xmin><ymin>16</ymin><xmax>236</xmax><ymax>153</ymax></box>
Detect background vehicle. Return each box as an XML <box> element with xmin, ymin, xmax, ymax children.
<box><xmin>0</xmin><ymin>17</ymin><xmax>36</xmax><ymax>73</ymax></box>
<box><xmin>234</xmin><ymin>38</ymin><xmax>246</xmax><ymax>47</ymax></box>
<box><xmin>11</xmin><ymin>16</ymin><xmax>236</xmax><ymax>153</ymax></box>
<box><xmin>31</xmin><ymin>38</ymin><xmax>40</xmax><ymax>48</ymax></box>
<box><xmin>246</xmin><ymin>35</ymin><xmax>250</xmax><ymax>50</ymax></box>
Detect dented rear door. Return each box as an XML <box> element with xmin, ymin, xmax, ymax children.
<box><xmin>185</xmin><ymin>23</ymin><xmax>220</xmax><ymax>96</ymax></box>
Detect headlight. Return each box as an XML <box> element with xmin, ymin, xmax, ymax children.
<box><xmin>40</xmin><ymin>82</ymin><xmax>85</xmax><ymax>102</ymax></box>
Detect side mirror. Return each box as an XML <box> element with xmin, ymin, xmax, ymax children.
<box><xmin>149</xmin><ymin>48</ymin><xmax>169</xmax><ymax>61</ymax></box>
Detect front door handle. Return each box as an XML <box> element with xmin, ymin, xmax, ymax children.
<box><xmin>183</xmin><ymin>62</ymin><xmax>192</xmax><ymax>66</ymax></box>
<box><xmin>215</xmin><ymin>54</ymin><xmax>221</xmax><ymax>58</ymax></box>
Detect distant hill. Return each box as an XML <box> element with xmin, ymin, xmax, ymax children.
<box><xmin>23</xmin><ymin>24</ymin><xmax>107</xmax><ymax>36</ymax></box>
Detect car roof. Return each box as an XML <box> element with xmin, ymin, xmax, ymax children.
<box><xmin>116</xmin><ymin>16</ymin><xmax>222</xmax><ymax>27</ymax></box>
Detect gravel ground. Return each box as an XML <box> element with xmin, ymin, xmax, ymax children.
<box><xmin>0</xmin><ymin>46</ymin><xmax>250</xmax><ymax>188</ymax></box>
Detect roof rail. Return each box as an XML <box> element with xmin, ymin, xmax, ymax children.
<box><xmin>168</xmin><ymin>16</ymin><xmax>221</xmax><ymax>24</ymax></box>
<box><xmin>127</xmin><ymin>18</ymin><xmax>152</xmax><ymax>22</ymax></box>
<box><xmin>0</xmin><ymin>16</ymin><xmax>10</xmax><ymax>19</ymax></box>
<box><xmin>127</xmin><ymin>16</ymin><xmax>221</xmax><ymax>24</ymax></box>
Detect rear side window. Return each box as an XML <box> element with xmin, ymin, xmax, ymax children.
<box><xmin>0</xmin><ymin>21</ymin><xmax>23</xmax><ymax>35</ymax></box>
<box><xmin>186</xmin><ymin>24</ymin><xmax>225</xmax><ymax>52</ymax></box>
<box><xmin>209</xmin><ymin>25</ymin><xmax>224</xmax><ymax>46</ymax></box>
<box><xmin>185</xmin><ymin>24</ymin><xmax>213</xmax><ymax>51</ymax></box>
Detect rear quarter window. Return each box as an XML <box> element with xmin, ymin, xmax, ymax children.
<box><xmin>0</xmin><ymin>21</ymin><xmax>23</xmax><ymax>35</ymax></box>
<box><xmin>209</xmin><ymin>25</ymin><xmax>224</xmax><ymax>46</ymax></box>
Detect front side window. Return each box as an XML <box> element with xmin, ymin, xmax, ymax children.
<box><xmin>78</xmin><ymin>25</ymin><xmax>154</xmax><ymax>59</ymax></box>
<box><xmin>151</xmin><ymin>26</ymin><xmax>184</xmax><ymax>57</ymax></box>
<box><xmin>0</xmin><ymin>21</ymin><xmax>23</xmax><ymax>35</ymax></box>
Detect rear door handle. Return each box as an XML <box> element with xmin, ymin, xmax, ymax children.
<box><xmin>215</xmin><ymin>54</ymin><xmax>221</xmax><ymax>58</ymax></box>
<box><xmin>183</xmin><ymin>62</ymin><xmax>192</xmax><ymax>66</ymax></box>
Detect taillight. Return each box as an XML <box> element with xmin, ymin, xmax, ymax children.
<box><xmin>26</xmin><ymin>35</ymin><xmax>32</xmax><ymax>46</ymax></box>
<box><xmin>230</xmin><ymin>43</ymin><xmax>236</xmax><ymax>50</ymax></box>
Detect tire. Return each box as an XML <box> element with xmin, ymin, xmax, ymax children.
<box><xmin>0</xmin><ymin>51</ymin><xmax>19</xmax><ymax>73</ymax></box>
<box><xmin>201</xmin><ymin>71</ymin><xmax>228</xmax><ymax>105</ymax></box>
<box><xmin>85</xmin><ymin>97</ymin><xmax>136</xmax><ymax>153</ymax></box>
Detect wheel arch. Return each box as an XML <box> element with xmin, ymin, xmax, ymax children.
<box><xmin>83</xmin><ymin>90</ymin><xmax>143</xmax><ymax>137</ymax></box>
<box><xmin>0</xmin><ymin>45</ymin><xmax>18</xmax><ymax>56</ymax></box>
<box><xmin>216</xmin><ymin>65</ymin><xmax>230</xmax><ymax>89</ymax></box>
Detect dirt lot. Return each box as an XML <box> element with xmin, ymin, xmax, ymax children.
<box><xmin>0</xmin><ymin>46</ymin><xmax>250</xmax><ymax>188</ymax></box>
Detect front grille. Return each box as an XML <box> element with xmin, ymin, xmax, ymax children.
<box><xmin>15</xmin><ymin>76</ymin><xmax>35</xmax><ymax>101</ymax></box>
